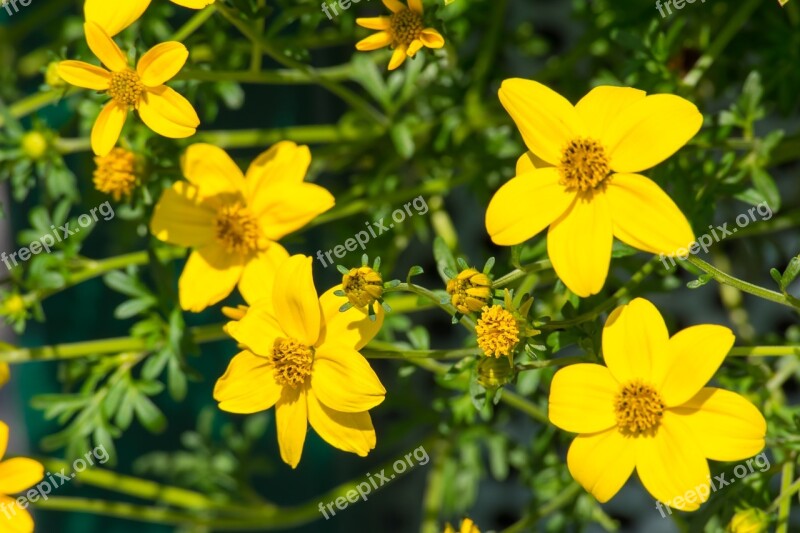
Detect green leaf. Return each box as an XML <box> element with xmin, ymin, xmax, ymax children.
<box><xmin>133</xmin><ymin>394</ymin><xmax>167</xmax><ymax>433</ymax></box>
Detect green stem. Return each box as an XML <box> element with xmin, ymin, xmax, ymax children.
<box><xmin>497</xmin><ymin>389</ymin><xmax>548</xmax><ymax>424</ymax></box>
<box><xmin>0</xmin><ymin>89</ymin><xmax>75</xmax><ymax>129</ymax></box>
<box><xmin>362</xmin><ymin>347</ymin><xmax>480</xmax><ymax>360</ymax></box>
<box><xmin>0</xmin><ymin>323</ymin><xmax>226</xmax><ymax>363</ymax></box>
<box><xmin>384</xmin><ymin>282</ymin><xmax>476</xmax><ymax>332</ymax></box>
<box><xmin>419</xmin><ymin>439</ymin><xmax>449</xmax><ymax>533</ymax></box>
<box><xmin>214</xmin><ymin>3</ymin><xmax>387</xmax><ymax>125</ymax></box>
<box><xmin>542</xmin><ymin>257</ymin><xmax>659</xmax><ymax>330</ymax></box>
<box><xmin>22</xmin><ymin>247</ymin><xmax>186</xmax><ymax>306</ymax></box>
<box><xmin>171</xmin><ymin>4</ymin><xmax>217</xmax><ymax>41</ymax></box>
<box><xmin>178</xmin><ymin>64</ymin><xmax>354</xmax><ymax>84</ymax></box>
<box><xmin>493</xmin><ymin>259</ymin><xmax>553</xmax><ymax>288</ymax></box>
<box><xmin>682</xmin><ymin>255</ymin><xmax>794</xmax><ymax>309</ymax></box>
<box><xmin>774</xmin><ymin>460</ymin><xmax>796</xmax><ymax>533</ymax></box>
<box><xmin>682</xmin><ymin>0</ymin><xmax>764</xmax><ymax>88</ymax></box>
<box><xmin>729</xmin><ymin>346</ymin><xmax>800</xmax><ymax>356</ymax></box>
<box><xmin>500</xmin><ymin>482</ymin><xmax>584</xmax><ymax>533</ymax></box>
<box><xmin>515</xmin><ymin>356</ymin><xmax>591</xmax><ymax>372</ymax></box>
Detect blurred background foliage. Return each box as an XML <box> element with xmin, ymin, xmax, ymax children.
<box><xmin>1</xmin><ymin>0</ymin><xmax>799</xmax><ymax>531</ymax></box>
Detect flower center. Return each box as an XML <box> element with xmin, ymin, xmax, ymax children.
<box><xmin>614</xmin><ymin>380</ymin><xmax>665</xmax><ymax>436</ymax></box>
<box><xmin>93</xmin><ymin>147</ymin><xmax>138</xmax><ymax>201</ymax></box>
<box><xmin>446</xmin><ymin>268</ymin><xmax>493</xmax><ymax>315</ymax></box>
<box><xmin>343</xmin><ymin>266</ymin><xmax>384</xmax><ymax>308</ymax></box>
<box><xmin>559</xmin><ymin>138</ymin><xmax>611</xmax><ymax>192</ymax></box>
<box><xmin>476</xmin><ymin>305</ymin><xmax>519</xmax><ymax>358</ymax></box>
<box><xmin>390</xmin><ymin>9</ymin><xmax>424</xmax><ymax>47</ymax></box>
<box><xmin>214</xmin><ymin>202</ymin><xmax>262</xmax><ymax>255</ymax></box>
<box><xmin>271</xmin><ymin>338</ymin><xmax>314</xmax><ymax>388</ymax></box>
<box><xmin>108</xmin><ymin>69</ymin><xmax>144</xmax><ymax>107</ymax></box>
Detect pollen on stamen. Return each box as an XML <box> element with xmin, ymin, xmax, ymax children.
<box><xmin>614</xmin><ymin>380</ymin><xmax>665</xmax><ymax>436</ymax></box>
<box><xmin>271</xmin><ymin>338</ymin><xmax>314</xmax><ymax>388</ymax></box>
<box><xmin>559</xmin><ymin>138</ymin><xmax>611</xmax><ymax>192</ymax></box>
<box><xmin>389</xmin><ymin>8</ymin><xmax>424</xmax><ymax>47</ymax></box>
<box><xmin>107</xmin><ymin>69</ymin><xmax>144</xmax><ymax>107</ymax></box>
<box><xmin>214</xmin><ymin>202</ymin><xmax>262</xmax><ymax>255</ymax></box>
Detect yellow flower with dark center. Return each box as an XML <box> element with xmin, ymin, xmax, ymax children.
<box><xmin>150</xmin><ymin>142</ymin><xmax>334</xmax><ymax>312</ymax></box>
<box><xmin>548</xmin><ymin>298</ymin><xmax>766</xmax><ymax>510</ymax></box>
<box><xmin>476</xmin><ymin>305</ymin><xmax>519</xmax><ymax>358</ymax></box>
<box><xmin>0</xmin><ymin>421</ymin><xmax>45</xmax><ymax>533</ymax></box>
<box><xmin>57</xmin><ymin>22</ymin><xmax>199</xmax><ymax>156</ymax></box>
<box><xmin>444</xmin><ymin>518</ymin><xmax>480</xmax><ymax>533</ymax></box>
<box><xmin>446</xmin><ymin>268</ymin><xmax>492</xmax><ymax>314</ymax></box>
<box><xmin>343</xmin><ymin>266</ymin><xmax>384</xmax><ymax>308</ymax></box>
<box><xmin>214</xmin><ymin>255</ymin><xmax>386</xmax><ymax>468</ymax></box>
<box><xmin>728</xmin><ymin>508</ymin><xmax>769</xmax><ymax>533</ymax></box>
<box><xmin>84</xmin><ymin>0</ymin><xmax>215</xmax><ymax>37</ymax></box>
<box><xmin>486</xmin><ymin>81</ymin><xmax>700</xmax><ymax>297</ymax></box>
<box><xmin>356</xmin><ymin>0</ymin><xmax>445</xmax><ymax>70</ymax></box>
<box><xmin>94</xmin><ymin>147</ymin><xmax>138</xmax><ymax>201</ymax></box>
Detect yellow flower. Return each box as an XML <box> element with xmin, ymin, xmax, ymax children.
<box><xmin>444</xmin><ymin>518</ymin><xmax>480</xmax><ymax>533</ymax></box>
<box><xmin>446</xmin><ymin>268</ymin><xmax>492</xmax><ymax>314</ymax></box>
<box><xmin>476</xmin><ymin>305</ymin><xmax>519</xmax><ymax>358</ymax></box>
<box><xmin>548</xmin><ymin>298</ymin><xmax>766</xmax><ymax>510</ymax></box>
<box><xmin>356</xmin><ymin>0</ymin><xmax>445</xmax><ymax>70</ymax></box>
<box><xmin>214</xmin><ymin>255</ymin><xmax>386</xmax><ymax>468</ymax></box>
<box><xmin>84</xmin><ymin>0</ymin><xmax>215</xmax><ymax>37</ymax></box>
<box><xmin>0</xmin><ymin>421</ymin><xmax>45</xmax><ymax>533</ymax></box>
<box><xmin>728</xmin><ymin>508</ymin><xmax>769</xmax><ymax>533</ymax></box>
<box><xmin>150</xmin><ymin>142</ymin><xmax>334</xmax><ymax>312</ymax></box>
<box><xmin>57</xmin><ymin>22</ymin><xmax>199</xmax><ymax>156</ymax></box>
<box><xmin>486</xmin><ymin>81</ymin><xmax>699</xmax><ymax>297</ymax></box>
<box><xmin>94</xmin><ymin>147</ymin><xmax>138</xmax><ymax>201</ymax></box>
<box><xmin>342</xmin><ymin>266</ymin><xmax>384</xmax><ymax>309</ymax></box>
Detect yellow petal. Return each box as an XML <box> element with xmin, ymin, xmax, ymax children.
<box><xmin>547</xmin><ymin>191</ymin><xmax>612</xmax><ymax>297</ymax></box>
<box><xmin>170</xmin><ymin>0</ymin><xmax>215</xmax><ymax>7</ymax></box>
<box><xmin>275</xmin><ymin>386</ymin><xmax>308</xmax><ymax>468</ymax></box>
<box><xmin>382</xmin><ymin>0</ymin><xmax>405</xmax><ymax>12</ymax></box>
<box><xmin>604</xmin><ymin>94</ymin><xmax>703</xmax><ymax>173</ymax></box>
<box><xmin>548</xmin><ymin>364</ymin><xmax>617</xmax><ymax>433</ymax></box>
<box><xmin>181</xmin><ymin>143</ymin><xmax>245</xmax><ymax>198</ymax></box>
<box><xmin>356</xmin><ymin>17</ymin><xmax>391</xmax><ymax>30</ymax></box>
<box><xmin>671</xmin><ymin>387</ymin><xmax>766</xmax><ymax>462</ymax></box>
<box><xmin>0</xmin><ymin>421</ymin><xmax>8</xmax><ymax>459</ymax></box>
<box><xmin>0</xmin><ymin>495</ymin><xmax>34</xmax><ymax>533</ymax></box>
<box><xmin>91</xmin><ymin>101</ymin><xmax>128</xmax><ymax>157</ymax></box>
<box><xmin>653</xmin><ymin>324</ymin><xmax>734</xmax><ymax>406</ymax></box>
<box><xmin>245</xmin><ymin>141</ymin><xmax>311</xmax><ymax>200</ymax></box>
<box><xmin>84</xmin><ymin>22</ymin><xmax>128</xmax><ymax>72</ymax></box>
<box><xmin>56</xmin><ymin>61</ymin><xmax>110</xmax><ymax>90</ymax></box>
<box><xmin>635</xmin><ymin>412</ymin><xmax>710</xmax><ymax>511</ymax></box>
<box><xmin>407</xmin><ymin>0</ymin><xmax>424</xmax><ymax>14</ymax></box>
<box><xmin>498</xmin><ymin>78</ymin><xmax>583</xmax><ymax>165</ymax></box>
<box><xmin>137</xmin><ymin>42</ymin><xmax>188</xmax><ymax>87</ymax></box>
<box><xmin>420</xmin><ymin>28</ymin><xmax>445</xmax><ymax>49</ymax></box>
<box><xmin>85</xmin><ymin>0</ymin><xmax>150</xmax><ymax>37</ymax></box>
<box><xmin>575</xmin><ymin>86</ymin><xmax>646</xmax><ymax>140</ymax></box>
<box><xmin>138</xmin><ymin>86</ymin><xmax>199</xmax><ymax>138</ymax></box>
<box><xmin>224</xmin><ymin>300</ymin><xmax>284</xmax><ymax>356</ymax></box>
<box><xmin>254</xmin><ymin>183</ymin><xmax>334</xmax><ymax>241</ymax></box>
<box><xmin>606</xmin><ymin>173</ymin><xmax>695</xmax><ymax>256</ymax></box>
<box><xmin>566</xmin><ymin>428</ymin><xmax>635</xmax><ymax>503</ymax></box>
<box><xmin>388</xmin><ymin>46</ymin><xmax>408</xmax><ymax>70</ymax></box>
<box><xmin>238</xmin><ymin>243</ymin><xmax>290</xmax><ymax>307</ymax></box>
<box><xmin>311</xmin><ymin>345</ymin><xmax>386</xmax><ymax>412</ymax></box>
<box><xmin>317</xmin><ymin>286</ymin><xmax>383</xmax><ymax>351</ymax></box>
<box><xmin>0</xmin><ymin>363</ymin><xmax>8</xmax><ymax>388</ymax></box>
<box><xmin>149</xmin><ymin>181</ymin><xmax>216</xmax><ymax>247</ymax></box>
<box><xmin>515</xmin><ymin>151</ymin><xmax>550</xmax><ymax>175</ymax></box>
<box><xmin>407</xmin><ymin>39</ymin><xmax>424</xmax><ymax>57</ymax></box>
<box><xmin>307</xmin><ymin>389</ymin><xmax>376</xmax><ymax>456</ymax></box>
<box><xmin>356</xmin><ymin>32</ymin><xmax>392</xmax><ymax>51</ymax></box>
<box><xmin>213</xmin><ymin>351</ymin><xmax>282</xmax><ymax>414</ymax></box>
<box><xmin>486</xmin><ymin>168</ymin><xmax>574</xmax><ymax>246</ymax></box>
<box><xmin>602</xmin><ymin>298</ymin><xmax>668</xmax><ymax>384</ymax></box>
<box><xmin>178</xmin><ymin>245</ymin><xmax>244</xmax><ymax>312</ymax></box>
<box><xmin>273</xmin><ymin>255</ymin><xmax>321</xmax><ymax>346</ymax></box>
<box><xmin>0</xmin><ymin>458</ymin><xmax>44</xmax><ymax>494</ymax></box>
